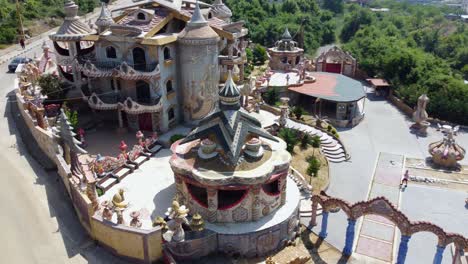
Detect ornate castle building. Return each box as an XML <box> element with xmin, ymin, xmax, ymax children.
<box><xmin>50</xmin><ymin>0</ymin><xmax>248</xmax><ymax>132</ymax></box>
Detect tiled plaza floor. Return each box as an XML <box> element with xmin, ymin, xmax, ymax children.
<box><xmin>354</xmin><ymin>152</ymin><xmax>404</xmax><ymax>263</ymax></box>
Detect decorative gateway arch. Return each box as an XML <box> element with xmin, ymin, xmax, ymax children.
<box><xmin>309</xmin><ymin>195</ymin><xmax>468</xmax><ymax>264</ymax></box>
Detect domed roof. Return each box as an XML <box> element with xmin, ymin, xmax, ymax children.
<box><xmin>219</xmin><ymin>70</ymin><xmax>240</xmax><ymax>110</ymax></box>
<box><xmin>282</xmin><ymin>27</ymin><xmax>292</xmax><ymax>40</ymax></box>
<box><xmin>178</xmin><ymin>1</ymin><xmax>218</xmax><ymax>40</ymax></box>
<box><xmin>210</xmin><ymin>0</ymin><xmax>232</xmax><ymax>21</ymax></box>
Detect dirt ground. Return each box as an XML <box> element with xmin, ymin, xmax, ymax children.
<box><xmin>405</xmin><ymin>157</ymin><xmax>468</xmax><ymax>191</ymax></box>
<box><xmin>290</xmin><ymin>145</ymin><xmax>329</xmax><ymax>193</ymax></box>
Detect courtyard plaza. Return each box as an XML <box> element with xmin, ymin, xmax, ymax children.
<box><xmin>260</xmin><ymin>71</ymin><xmax>301</xmax><ymax>87</ymax></box>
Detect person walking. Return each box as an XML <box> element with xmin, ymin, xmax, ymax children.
<box><xmin>400</xmin><ymin>170</ymin><xmax>409</xmax><ymax>188</ymax></box>
<box><xmin>19</xmin><ymin>38</ymin><xmax>25</xmax><ymax>49</ymax></box>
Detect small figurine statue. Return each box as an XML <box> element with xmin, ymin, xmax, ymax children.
<box><xmin>93</xmin><ymin>154</ymin><xmax>106</xmax><ymax>178</ymax></box>
<box><xmin>112</xmin><ymin>188</ymin><xmax>128</xmax><ymax>209</ymax></box>
<box><xmin>153</xmin><ymin>216</ymin><xmax>168</xmax><ymax>232</ymax></box>
<box><xmin>78</xmin><ymin>128</ymin><xmax>87</xmax><ymax>148</ymax></box>
<box><xmin>279</xmin><ymin>97</ymin><xmax>290</xmax><ymax>127</ymax></box>
<box><xmin>129</xmin><ymin>211</ymin><xmax>142</xmax><ymax>228</ymax></box>
<box><xmin>119</xmin><ymin>141</ymin><xmax>129</xmax><ymax>160</ymax></box>
<box><xmin>162</xmin><ymin>200</ymin><xmax>189</xmax><ymax>243</ymax></box>
<box><xmin>101</xmin><ymin>200</ymin><xmax>113</xmax><ymax>221</ymax></box>
<box><xmin>136</xmin><ymin>130</ymin><xmax>145</xmax><ymax>147</ymax></box>
<box><xmin>190</xmin><ymin>213</ymin><xmax>205</xmax><ymax>232</ymax></box>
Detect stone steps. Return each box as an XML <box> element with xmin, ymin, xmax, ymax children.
<box><xmin>285</xmin><ymin>120</ymin><xmax>348</xmax><ymax>163</ymax></box>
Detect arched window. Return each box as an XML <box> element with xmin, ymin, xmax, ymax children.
<box><xmin>166</xmin><ymin>80</ymin><xmax>173</xmax><ymax>93</ymax></box>
<box><xmin>137</xmin><ymin>12</ymin><xmax>146</xmax><ymax>20</ymax></box>
<box><xmin>168</xmin><ymin>108</ymin><xmax>175</xmax><ymax>120</ymax></box>
<box><xmin>208</xmin><ymin>12</ymin><xmax>212</xmax><ymax>19</ymax></box>
<box><xmin>186</xmin><ymin>182</ymin><xmax>207</xmax><ymax>207</ymax></box>
<box><xmin>163</xmin><ymin>47</ymin><xmax>171</xmax><ymax>60</ymax></box>
<box><xmin>262</xmin><ymin>179</ymin><xmax>280</xmax><ymax>196</ymax></box>
<box><xmin>106</xmin><ymin>46</ymin><xmax>116</xmax><ymax>59</ymax></box>
<box><xmin>133</xmin><ymin>47</ymin><xmax>146</xmax><ymax>71</ymax></box>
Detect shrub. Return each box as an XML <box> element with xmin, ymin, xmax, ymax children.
<box><xmin>263</xmin><ymin>87</ymin><xmax>280</xmax><ymax>105</ymax></box>
<box><xmin>170</xmin><ymin>134</ymin><xmax>185</xmax><ymax>143</ymax></box>
<box><xmin>311</xmin><ymin>136</ymin><xmax>321</xmax><ymax>148</ymax></box>
<box><xmin>278</xmin><ymin>128</ymin><xmax>298</xmax><ymax>153</ymax></box>
<box><xmin>38</xmin><ymin>74</ymin><xmax>65</xmax><ymax>100</ymax></box>
<box><xmin>292</xmin><ymin>106</ymin><xmax>306</xmax><ymax>120</ymax></box>
<box><xmin>300</xmin><ymin>133</ymin><xmax>311</xmax><ymax>148</ymax></box>
<box><xmin>327</xmin><ymin>124</ymin><xmax>332</xmax><ymax>132</ymax></box>
<box><xmin>306</xmin><ymin>156</ymin><xmax>321</xmax><ymax>177</ymax></box>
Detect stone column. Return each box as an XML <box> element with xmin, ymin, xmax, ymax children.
<box><xmin>251</xmin><ymin>185</ymin><xmax>262</xmax><ymax>221</ymax></box>
<box><xmin>68</xmin><ymin>43</ymin><xmax>82</xmax><ymax>86</ymax></box>
<box><xmin>432</xmin><ymin>244</ymin><xmax>445</xmax><ymax>264</ymax></box>
<box><xmin>319</xmin><ymin>211</ymin><xmax>329</xmax><ymax>239</ymax></box>
<box><xmin>117</xmin><ymin>109</ymin><xmax>123</xmax><ymax>128</ymax></box>
<box><xmin>310</xmin><ymin>199</ymin><xmax>318</xmax><ymax>227</ymax></box>
<box><xmin>279</xmin><ymin>176</ymin><xmax>287</xmax><ymax>205</ymax></box>
<box><xmin>343</xmin><ymin>218</ymin><xmax>357</xmax><ymax>256</ymax></box>
<box><xmin>396</xmin><ymin>235</ymin><xmax>411</xmax><ymax>264</ymax></box>
<box><xmin>453</xmin><ymin>247</ymin><xmax>465</xmax><ymax>264</ymax></box>
<box><xmin>174</xmin><ymin>176</ymin><xmax>185</xmax><ymax>205</ymax></box>
<box><xmin>207</xmin><ymin>188</ymin><xmax>218</xmax><ymax>222</ymax></box>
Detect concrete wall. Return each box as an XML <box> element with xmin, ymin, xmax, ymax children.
<box><xmin>15</xmin><ymin>87</ymin><xmax>164</xmax><ymax>263</ymax></box>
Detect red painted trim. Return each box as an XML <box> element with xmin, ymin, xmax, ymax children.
<box><xmin>185</xmin><ymin>182</ymin><xmax>208</xmax><ymax>208</ymax></box>
<box><xmin>218</xmin><ymin>189</ymin><xmax>249</xmax><ymax>210</ymax></box>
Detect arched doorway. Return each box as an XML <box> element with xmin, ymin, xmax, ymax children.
<box><xmin>133</xmin><ymin>47</ymin><xmax>146</xmax><ymax>71</ymax></box>
<box><xmin>136</xmin><ymin>80</ymin><xmax>152</xmax><ymax>131</ymax></box>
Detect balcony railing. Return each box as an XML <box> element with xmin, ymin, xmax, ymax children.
<box><xmin>77</xmin><ymin>57</ymin><xmax>158</xmax><ymax>72</ymax></box>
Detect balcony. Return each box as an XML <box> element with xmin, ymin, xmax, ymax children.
<box><xmin>78</xmin><ymin>58</ymin><xmax>160</xmax><ymax>80</ymax></box>
<box><xmin>88</xmin><ymin>93</ymin><xmax>162</xmax><ymax>114</ymax></box>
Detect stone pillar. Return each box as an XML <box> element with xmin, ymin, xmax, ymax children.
<box><xmin>251</xmin><ymin>185</ymin><xmax>262</xmax><ymax>221</ymax></box>
<box><xmin>396</xmin><ymin>235</ymin><xmax>411</xmax><ymax>264</ymax></box>
<box><xmin>319</xmin><ymin>211</ymin><xmax>329</xmax><ymax>239</ymax></box>
<box><xmin>174</xmin><ymin>176</ymin><xmax>185</xmax><ymax>205</ymax></box>
<box><xmin>207</xmin><ymin>188</ymin><xmax>218</xmax><ymax>222</ymax></box>
<box><xmin>343</xmin><ymin>218</ymin><xmax>357</xmax><ymax>256</ymax></box>
<box><xmin>279</xmin><ymin>176</ymin><xmax>287</xmax><ymax>205</ymax></box>
<box><xmin>432</xmin><ymin>244</ymin><xmax>445</xmax><ymax>264</ymax></box>
<box><xmin>453</xmin><ymin>247</ymin><xmax>465</xmax><ymax>264</ymax></box>
<box><xmin>310</xmin><ymin>199</ymin><xmax>318</xmax><ymax>227</ymax></box>
<box><xmin>117</xmin><ymin>109</ymin><xmax>123</xmax><ymax>128</ymax></box>
<box><xmin>68</xmin><ymin>43</ymin><xmax>82</xmax><ymax>86</ymax></box>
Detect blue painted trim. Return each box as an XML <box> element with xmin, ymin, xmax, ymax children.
<box><xmin>433</xmin><ymin>245</ymin><xmax>445</xmax><ymax>264</ymax></box>
<box><xmin>319</xmin><ymin>211</ymin><xmax>329</xmax><ymax>239</ymax></box>
<box><xmin>343</xmin><ymin>219</ymin><xmax>357</xmax><ymax>256</ymax></box>
<box><xmin>396</xmin><ymin>235</ymin><xmax>411</xmax><ymax>264</ymax></box>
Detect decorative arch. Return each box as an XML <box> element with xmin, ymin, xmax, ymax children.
<box><xmin>137</xmin><ymin>12</ymin><xmax>146</xmax><ymax>20</ymax></box>
<box><xmin>311</xmin><ymin>194</ymin><xmax>468</xmax><ymax>252</ymax></box>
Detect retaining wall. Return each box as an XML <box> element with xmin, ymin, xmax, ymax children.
<box><xmin>15</xmin><ymin>87</ymin><xmax>164</xmax><ymax>263</ymax></box>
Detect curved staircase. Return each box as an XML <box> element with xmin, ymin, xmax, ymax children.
<box><xmin>285</xmin><ymin>119</ymin><xmax>348</xmax><ymax>163</ymax></box>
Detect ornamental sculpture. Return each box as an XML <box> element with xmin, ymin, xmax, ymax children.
<box><xmin>428</xmin><ymin>125</ymin><xmax>465</xmax><ymax>168</ymax></box>
<box><xmin>162</xmin><ymin>200</ymin><xmax>190</xmax><ymax>243</ymax></box>
<box><xmin>411</xmin><ymin>94</ymin><xmax>430</xmax><ymax>136</ymax></box>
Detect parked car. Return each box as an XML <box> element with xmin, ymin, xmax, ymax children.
<box><xmin>8</xmin><ymin>57</ymin><xmax>32</xmax><ymax>72</ymax></box>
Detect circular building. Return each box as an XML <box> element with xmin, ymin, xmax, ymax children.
<box><xmin>288</xmin><ymin>72</ymin><xmax>366</xmax><ymax>127</ymax></box>
<box><xmin>268</xmin><ymin>28</ymin><xmax>304</xmax><ymax>71</ymax></box>
<box><xmin>169</xmin><ymin>72</ymin><xmax>300</xmax><ymax>257</ymax></box>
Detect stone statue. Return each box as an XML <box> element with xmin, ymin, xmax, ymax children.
<box><xmin>162</xmin><ymin>200</ymin><xmax>190</xmax><ymax>243</ymax></box>
<box><xmin>412</xmin><ymin>94</ymin><xmax>430</xmax><ymax>136</ymax></box>
<box><xmin>279</xmin><ymin>97</ymin><xmax>290</xmax><ymax>127</ymax></box>
<box><xmin>130</xmin><ymin>211</ymin><xmax>142</xmax><ymax>228</ymax></box>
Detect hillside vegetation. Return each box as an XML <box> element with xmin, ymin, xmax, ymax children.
<box><xmin>0</xmin><ymin>0</ymin><xmax>97</xmax><ymax>45</ymax></box>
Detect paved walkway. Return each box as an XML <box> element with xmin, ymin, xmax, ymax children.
<box><xmin>354</xmin><ymin>152</ymin><xmax>404</xmax><ymax>263</ymax></box>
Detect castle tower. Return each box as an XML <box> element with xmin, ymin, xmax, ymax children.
<box><xmin>177</xmin><ymin>1</ymin><xmax>220</xmax><ymax>124</ymax></box>
<box><xmin>209</xmin><ymin>0</ymin><xmax>232</xmax><ymax>22</ymax></box>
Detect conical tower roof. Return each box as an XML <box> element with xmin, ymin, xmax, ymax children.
<box><xmin>210</xmin><ymin>0</ymin><xmax>232</xmax><ymax>21</ymax></box>
<box><xmin>178</xmin><ymin>1</ymin><xmax>218</xmax><ymax>40</ymax></box>
<box><xmin>95</xmin><ymin>2</ymin><xmax>114</xmax><ymax>29</ymax></box>
<box><xmin>219</xmin><ymin>70</ymin><xmax>240</xmax><ymax>110</ymax></box>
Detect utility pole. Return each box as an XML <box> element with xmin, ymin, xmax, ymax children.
<box><xmin>15</xmin><ymin>0</ymin><xmax>25</xmax><ymax>44</ymax></box>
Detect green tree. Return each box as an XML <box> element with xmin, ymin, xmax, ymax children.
<box><xmin>263</xmin><ymin>87</ymin><xmax>279</xmax><ymax>105</ymax></box>
<box><xmin>306</xmin><ymin>156</ymin><xmax>321</xmax><ymax>178</ymax></box>
<box><xmin>38</xmin><ymin>74</ymin><xmax>64</xmax><ymax>100</ymax></box>
<box><xmin>322</xmin><ymin>0</ymin><xmax>343</xmax><ymax>14</ymax></box>
<box><xmin>252</xmin><ymin>44</ymin><xmax>268</xmax><ymax>65</ymax></box>
<box><xmin>292</xmin><ymin>106</ymin><xmax>306</xmax><ymax>120</ymax></box>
